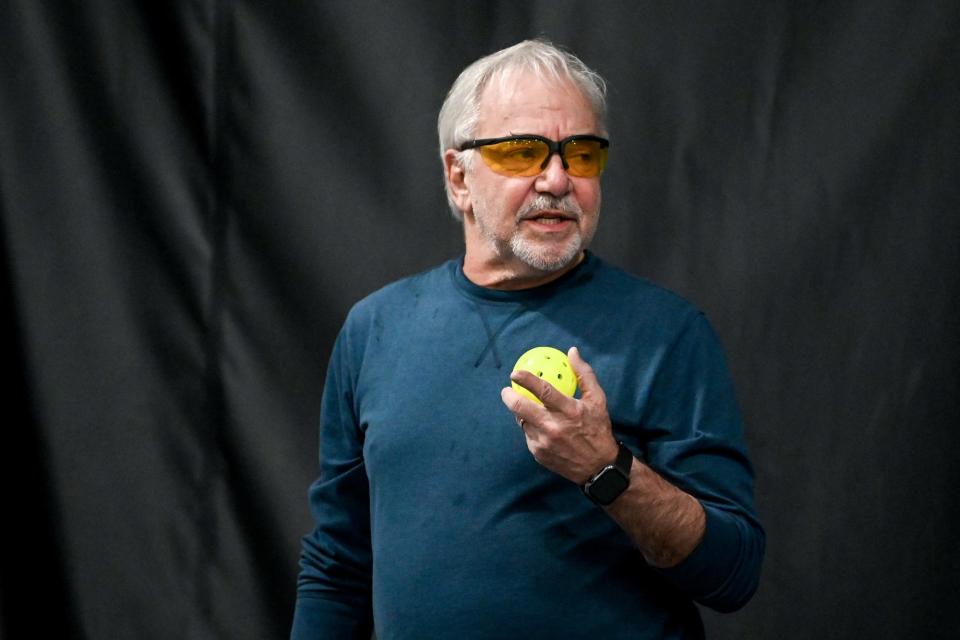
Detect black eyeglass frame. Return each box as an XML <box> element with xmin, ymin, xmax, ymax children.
<box><xmin>458</xmin><ymin>134</ymin><xmax>610</xmax><ymax>173</ymax></box>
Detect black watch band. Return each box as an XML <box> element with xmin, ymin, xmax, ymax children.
<box><xmin>582</xmin><ymin>442</ymin><xmax>633</xmax><ymax>506</ymax></box>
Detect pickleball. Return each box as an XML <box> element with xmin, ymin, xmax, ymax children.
<box><xmin>511</xmin><ymin>346</ymin><xmax>578</xmax><ymax>404</ymax></box>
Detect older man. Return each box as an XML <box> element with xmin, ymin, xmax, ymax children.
<box><xmin>292</xmin><ymin>40</ymin><xmax>763</xmax><ymax>639</ymax></box>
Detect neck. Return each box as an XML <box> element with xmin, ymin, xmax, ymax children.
<box><xmin>462</xmin><ymin>251</ymin><xmax>585</xmax><ymax>291</ymax></box>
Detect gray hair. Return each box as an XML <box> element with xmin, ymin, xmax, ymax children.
<box><xmin>438</xmin><ymin>39</ymin><xmax>608</xmax><ymax>220</ymax></box>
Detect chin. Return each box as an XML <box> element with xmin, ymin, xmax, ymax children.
<box><xmin>511</xmin><ymin>237</ymin><xmax>583</xmax><ymax>273</ymax></box>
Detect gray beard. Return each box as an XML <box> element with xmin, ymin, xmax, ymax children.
<box><xmin>475</xmin><ymin>194</ymin><xmax>596</xmax><ymax>273</ymax></box>
<box><xmin>508</xmin><ymin>225</ymin><xmax>583</xmax><ymax>272</ymax></box>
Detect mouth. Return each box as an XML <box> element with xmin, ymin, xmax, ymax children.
<box><xmin>520</xmin><ymin>210</ymin><xmax>578</xmax><ymax>228</ymax></box>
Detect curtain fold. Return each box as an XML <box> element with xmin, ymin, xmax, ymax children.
<box><xmin>2</xmin><ymin>2</ymin><xmax>957</xmax><ymax>638</ymax></box>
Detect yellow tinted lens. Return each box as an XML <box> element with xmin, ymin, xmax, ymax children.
<box><xmin>563</xmin><ymin>139</ymin><xmax>608</xmax><ymax>177</ymax></box>
<box><xmin>478</xmin><ymin>139</ymin><xmax>550</xmax><ymax>176</ymax></box>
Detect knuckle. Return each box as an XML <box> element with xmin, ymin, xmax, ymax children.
<box><xmin>596</xmin><ymin>396</ymin><xmax>609</xmax><ymax>414</ymax></box>
<box><xmin>569</xmin><ymin>405</ymin><xmax>586</xmax><ymax>424</ymax></box>
<box><xmin>538</xmin><ymin>382</ymin><xmax>555</xmax><ymax>402</ymax></box>
<box><xmin>538</xmin><ymin>424</ymin><xmax>554</xmax><ymax>442</ymax></box>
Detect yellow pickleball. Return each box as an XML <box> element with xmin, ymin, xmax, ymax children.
<box><xmin>511</xmin><ymin>346</ymin><xmax>578</xmax><ymax>405</ymax></box>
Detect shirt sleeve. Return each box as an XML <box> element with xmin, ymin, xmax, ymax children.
<box><xmin>641</xmin><ymin>312</ymin><xmax>765</xmax><ymax>612</ymax></box>
<box><xmin>291</xmin><ymin>323</ymin><xmax>374</xmax><ymax>639</ymax></box>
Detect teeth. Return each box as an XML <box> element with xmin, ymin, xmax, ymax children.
<box><xmin>535</xmin><ymin>217</ymin><xmax>564</xmax><ymax>225</ymax></box>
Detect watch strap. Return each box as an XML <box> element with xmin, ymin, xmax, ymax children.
<box><xmin>582</xmin><ymin>441</ymin><xmax>633</xmax><ymax>506</ymax></box>
<box><xmin>610</xmin><ymin>441</ymin><xmax>633</xmax><ymax>476</ymax></box>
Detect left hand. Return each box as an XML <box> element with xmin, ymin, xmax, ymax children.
<box><xmin>500</xmin><ymin>346</ymin><xmax>619</xmax><ymax>484</ymax></box>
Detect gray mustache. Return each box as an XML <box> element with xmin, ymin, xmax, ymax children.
<box><xmin>518</xmin><ymin>196</ymin><xmax>583</xmax><ymax>220</ymax></box>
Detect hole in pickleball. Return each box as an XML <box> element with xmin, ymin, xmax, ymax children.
<box><xmin>537</xmin><ymin>371</ymin><xmax>543</xmax><ymax>377</ymax></box>
<box><xmin>557</xmin><ymin>374</ymin><xmax>562</xmax><ymax>379</ymax></box>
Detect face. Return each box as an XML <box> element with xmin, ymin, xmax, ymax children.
<box><xmin>446</xmin><ymin>71</ymin><xmax>603</xmax><ymax>283</ymax></box>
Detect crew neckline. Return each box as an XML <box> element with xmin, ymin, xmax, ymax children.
<box><xmin>450</xmin><ymin>251</ymin><xmax>597</xmax><ymax>303</ymax></box>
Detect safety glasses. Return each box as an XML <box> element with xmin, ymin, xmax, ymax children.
<box><xmin>458</xmin><ymin>134</ymin><xmax>609</xmax><ymax>178</ymax></box>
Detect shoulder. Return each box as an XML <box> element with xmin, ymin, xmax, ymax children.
<box><xmin>585</xmin><ymin>255</ymin><xmax>703</xmax><ymax>324</ymax></box>
<box><xmin>331</xmin><ymin>260</ymin><xmax>456</xmax><ymax>366</ymax></box>
<box><xmin>345</xmin><ymin>259</ymin><xmax>456</xmax><ymax>326</ymax></box>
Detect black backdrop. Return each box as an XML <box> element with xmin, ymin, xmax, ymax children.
<box><xmin>2</xmin><ymin>2</ymin><xmax>958</xmax><ymax>638</ymax></box>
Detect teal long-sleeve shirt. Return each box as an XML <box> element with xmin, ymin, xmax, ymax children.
<box><xmin>293</xmin><ymin>253</ymin><xmax>764</xmax><ymax>639</ymax></box>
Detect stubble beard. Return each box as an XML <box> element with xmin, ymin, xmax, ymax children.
<box><xmin>472</xmin><ymin>194</ymin><xmax>599</xmax><ymax>273</ymax></box>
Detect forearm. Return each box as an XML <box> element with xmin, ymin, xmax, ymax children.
<box><xmin>603</xmin><ymin>453</ymin><xmax>763</xmax><ymax>611</ymax></box>
<box><xmin>291</xmin><ymin>593</ymin><xmax>373</xmax><ymax>640</ymax></box>
<box><xmin>604</xmin><ymin>457</ymin><xmax>706</xmax><ymax>568</ymax></box>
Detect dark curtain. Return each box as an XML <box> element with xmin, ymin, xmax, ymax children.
<box><xmin>2</xmin><ymin>2</ymin><xmax>957</xmax><ymax>638</ymax></box>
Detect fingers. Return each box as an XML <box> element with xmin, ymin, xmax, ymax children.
<box><xmin>509</xmin><ymin>369</ymin><xmax>576</xmax><ymax>410</ymax></box>
<box><xmin>501</xmin><ymin>385</ymin><xmax>542</xmax><ymax>426</ymax></box>
<box><xmin>567</xmin><ymin>346</ymin><xmax>604</xmax><ymax>400</ymax></box>
<box><xmin>502</xmin><ymin>346</ymin><xmax>603</xmax><ymax>428</ymax></box>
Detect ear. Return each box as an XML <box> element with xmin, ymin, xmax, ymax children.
<box><xmin>443</xmin><ymin>149</ymin><xmax>472</xmax><ymax>216</ymax></box>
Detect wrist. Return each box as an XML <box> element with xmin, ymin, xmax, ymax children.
<box><xmin>582</xmin><ymin>441</ymin><xmax>633</xmax><ymax>506</ymax></box>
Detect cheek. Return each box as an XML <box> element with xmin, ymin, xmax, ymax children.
<box><xmin>476</xmin><ymin>179</ymin><xmax>531</xmax><ymax>218</ymax></box>
<box><xmin>589</xmin><ymin>188</ymin><xmax>601</xmax><ymax>215</ymax></box>
<box><xmin>573</xmin><ymin>181</ymin><xmax>602</xmax><ymax>215</ymax></box>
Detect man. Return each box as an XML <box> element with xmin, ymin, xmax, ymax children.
<box><xmin>292</xmin><ymin>40</ymin><xmax>763</xmax><ymax>639</ymax></box>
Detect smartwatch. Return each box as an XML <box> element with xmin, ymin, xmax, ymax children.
<box><xmin>582</xmin><ymin>442</ymin><xmax>633</xmax><ymax>506</ymax></box>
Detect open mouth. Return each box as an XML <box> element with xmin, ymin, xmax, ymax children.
<box><xmin>522</xmin><ymin>211</ymin><xmax>576</xmax><ymax>227</ymax></box>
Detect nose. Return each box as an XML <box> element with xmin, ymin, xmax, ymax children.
<box><xmin>534</xmin><ymin>153</ymin><xmax>571</xmax><ymax>197</ymax></box>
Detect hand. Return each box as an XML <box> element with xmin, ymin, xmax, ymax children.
<box><xmin>500</xmin><ymin>346</ymin><xmax>619</xmax><ymax>484</ymax></box>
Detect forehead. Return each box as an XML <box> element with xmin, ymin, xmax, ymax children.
<box><xmin>475</xmin><ymin>69</ymin><xmax>598</xmax><ymax>138</ymax></box>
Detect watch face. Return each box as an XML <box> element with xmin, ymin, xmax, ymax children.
<box><xmin>588</xmin><ymin>467</ymin><xmax>630</xmax><ymax>506</ymax></box>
